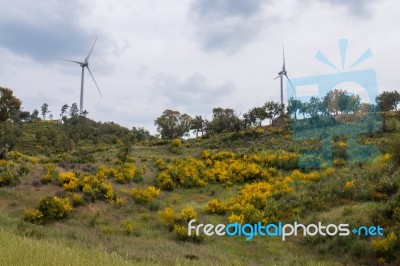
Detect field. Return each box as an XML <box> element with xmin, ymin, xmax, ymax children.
<box><xmin>0</xmin><ymin>113</ymin><xmax>400</xmax><ymax>265</ymax></box>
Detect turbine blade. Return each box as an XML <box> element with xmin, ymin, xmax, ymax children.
<box><xmin>282</xmin><ymin>45</ymin><xmax>285</xmax><ymax>71</ymax></box>
<box><xmin>86</xmin><ymin>66</ymin><xmax>102</xmax><ymax>97</ymax></box>
<box><xmin>85</xmin><ymin>36</ymin><xmax>98</xmax><ymax>62</ymax></box>
<box><xmin>285</xmin><ymin>74</ymin><xmax>296</xmax><ymax>93</ymax></box>
<box><xmin>58</xmin><ymin>58</ymin><xmax>84</xmax><ymax>65</ymax></box>
<box><xmin>274</xmin><ymin>75</ymin><xmax>282</xmax><ymax>80</ymax></box>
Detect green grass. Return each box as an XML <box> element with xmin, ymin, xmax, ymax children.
<box><xmin>0</xmin><ymin>228</ymin><xmax>134</xmax><ymax>266</ymax></box>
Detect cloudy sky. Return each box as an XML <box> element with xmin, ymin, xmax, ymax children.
<box><xmin>0</xmin><ymin>0</ymin><xmax>399</xmax><ymax>133</ymax></box>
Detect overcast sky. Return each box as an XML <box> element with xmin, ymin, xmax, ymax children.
<box><xmin>0</xmin><ymin>0</ymin><xmax>399</xmax><ymax>133</ymax></box>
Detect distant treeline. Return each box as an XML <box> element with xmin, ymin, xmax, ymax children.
<box><xmin>0</xmin><ymin>87</ymin><xmax>399</xmax><ymax>150</ymax></box>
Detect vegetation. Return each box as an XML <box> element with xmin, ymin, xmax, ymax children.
<box><xmin>0</xmin><ymin>87</ymin><xmax>400</xmax><ymax>265</ymax></box>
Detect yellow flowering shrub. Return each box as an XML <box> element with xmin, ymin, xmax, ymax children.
<box><xmin>158</xmin><ymin>207</ymin><xmax>176</xmax><ymax>229</ymax></box>
<box><xmin>70</xmin><ymin>193</ymin><xmax>84</xmax><ymax>207</ymax></box>
<box><xmin>156</xmin><ymin>149</ymin><xmax>300</xmax><ymax>190</ymax></box>
<box><xmin>204</xmin><ymin>199</ymin><xmax>227</xmax><ymax>215</ymax></box>
<box><xmin>372</xmin><ymin>232</ymin><xmax>398</xmax><ymax>258</ymax></box>
<box><xmin>109</xmin><ymin>162</ymin><xmax>137</xmax><ymax>183</ymax></box>
<box><xmin>59</xmin><ymin>172</ymin><xmax>78</xmax><ymax>191</ymax></box>
<box><xmin>228</xmin><ymin>213</ymin><xmax>245</xmax><ymax>224</ymax></box>
<box><xmin>131</xmin><ymin>186</ymin><xmax>160</xmax><ymax>204</ymax></box>
<box><xmin>22</xmin><ymin>209</ymin><xmax>44</xmax><ymax>224</ymax></box>
<box><xmin>178</xmin><ymin>206</ymin><xmax>197</xmax><ymax>222</ymax></box>
<box><xmin>343</xmin><ymin>181</ymin><xmax>355</xmax><ymax>191</ymax></box>
<box><xmin>24</xmin><ymin>196</ymin><xmax>72</xmax><ymax>224</ymax></box>
<box><xmin>81</xmin><ymin>174</ymin><xmax>114</xmax><ymax>201</ymax></box>
<box><xmin>171</xmin><ymin>138</ymin><xmax>182</xmax><ymax>147</ymax></box>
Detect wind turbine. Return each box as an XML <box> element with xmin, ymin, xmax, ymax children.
<box><xmin>274</xmin><ymin>46</ymin><xmax>295</xmax><ymax>105</ymax></box>
<box><xmin>60</xmin><ymin>36</ymin><xmax>102</xmax><ymax>114</ymax></box>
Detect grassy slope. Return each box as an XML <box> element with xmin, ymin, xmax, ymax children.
<box><xmin>1</xmin><ymin>116</ymin><xmax>400</xmax><ymax>265</ymax></box>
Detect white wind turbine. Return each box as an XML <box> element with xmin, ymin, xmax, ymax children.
<box><xmin>274</xmin><ymin>46</ymin><xmax>295</xmax><ymax>105</ymax></box>
<box><xmin>60</xmin><ymin>36</ymin><xmax>102</xmax><ymax>114</ymax></box>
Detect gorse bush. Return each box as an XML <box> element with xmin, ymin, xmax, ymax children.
<box><xmin>23</xmin><ymin>196</ymin><xmax>72</xmax><ymax>224</ymax></box>
<box><xmin>59</xmin><ymin>172</ymin><xmax>78</xmax><ymax>191</ymax></box>
<box><xmin>109</xmin><ymin>162</ymin><xmax>138</xmax><ymax>183</ymax></box>
<box><xmin>204</xmin><ymin>199</ymin><xmax>227</xmax><ymax>215</ymax></box>
<box><xmin>81</xmin><ymin>174</ymin><xmax>114</xmax><ymax>201</ymax></box>
<box><xmin>0</xmin><ymin>160</ymin><xmax>21</xmax><ymax>187</ymax></box>
<box><xmin>41</xmin><ymin>163</ymin><xmax>58</xmax><ymax>184</ymax></box>
<box><xmin>155</xmin><ymin>150</ymin><xmax>299</xmax><ymax>191</ymax></box>
<box><xmin>131</xmin><ymin>186</ymin><xmax>160</xmax><ymax>204</ymax></box>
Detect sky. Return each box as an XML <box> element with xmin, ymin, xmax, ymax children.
<box><xmin>0</xmin><ymin>0</ymin><xmax>399</xmax><ymax>133</ymax></box>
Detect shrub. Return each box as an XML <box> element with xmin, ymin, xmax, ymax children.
<box><xmin>109</xmin><ymin>163</ymin><xmax>137</xmax><ymax>183</ymax></box>
<box><xmin>41</xmin><ymin>163</ymin><xmax>58</xmax><ymax>184</ymax></box>
<box><xmin>178</xmin><ymin>206</ymin><xmax>197</xmax><ymax>223</ymax></box>
<box><xmin>228</xmin><ymin>213</ymin><xmax>245</xmax><ymax>224</ymax></box>
<box><xmin>112</xmin><ymin>197</ymin><xmax>126</xmax><ymax>208</ymax></box>
<box><xmin>131</xmin><ymin>186</ymin><xmax>160</xmax><ymax>204</ymax></box>
<box><xmin>70</xmin><ymin>193</ymin><xmax>84</xmax><ymax>207</ymax></box>
<box><xmin>158</xmin><ymin>207</ymin><xmax>175</xmax><ymax>230</ymax></box>
<box><xmin>81</xmin><ymin>174</ymin><xmax>114</xmax><ymax>201</ymax></box>
<box><xmin>37</xmin><ymin>196</ymin><xmax>72</xmax><ymax>221</ymax></box>
<box><xmin>173</xmin><ymin>225</ymin><xmax>203</xmax><ymax>243</ymax></box>
<box><xmin>372</xmin><ymin>232</ymin><xmax>399</xmax><ymax>261</ymax></box>
<box><xmin>204</xmin><ymin>199</ymin><xmax>227</xmax><ymax>215</ymax></box>
<box><xmin>24</xmin><ymin>196</ymin><xmax>72</xmax><ymax>224</ymax></box>
<box><xmin>22</xmin><ymin>209</ymin><xmax>44</xmax><ymax>224</ymax></box>
<box><xmin>171</xmin><ymin>138</ymin><xmax>182</xmax><ymax>148</ymax></box>
<box><xmin>59</xmin><ymin>172</ymin><xmax>78</xmax><ymax>191</ymax></box>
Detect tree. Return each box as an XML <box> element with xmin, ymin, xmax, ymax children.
<box><xmin>287</xmin><ymin>98</ymin><xmax>302</xmax><ymax>119</ymax></box>
<box><xmin>69</xmin><ymin>103</ymin><xmax>79</xmax><ymax>117</ymax></box>
<box><xmin>131</xmin><ymin>127</ymin><xmax>152</xmax><ymax>141</ymax></box>
<box><xmin>155</xmin><ymin>110</ymin><xmax>192</xmax><ymax>139</ymax></box>
<box><xmin>376</xmin><ymin>91</ymin><xmax>400</xmax><ymax>112</ymax></box>
<box><xmin>210</xmin><ymin>107</ymin><xmax>238</xmax><ymax>134</ymax></box>
<box><xmin>190</xmin><ymin>115</ymin><xmax>205</xmax><ymax>137</ymax></box>
<box><xmin>264</xmin><ymin>101</ymin><xmax>283</xmax><ymax>124</ymax></box>
<box><xmin>247</xmin><ymin>106</ymin><xmax>267</xmax><ymax>127</ymax></box>
<box><xmin>60</xmin><ymin>104</ymin><xmax>69</xmax><ymax>121</ymax></box>
<box><xmin>41</xmin><ymin>103</ymin><xmax>50</xmax><ymax>120</ymax></box>
<box><xmin>31</xmin><ymin>109</ymin><xmax>39</xmax><ymax>121</ymax></box>
<box><xmin>0</xmin><ymin>87</ymin><xmax>21</xmax><ymax>122</ymax></box>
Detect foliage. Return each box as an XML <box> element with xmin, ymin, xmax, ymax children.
<box><xmin>131</xmin><ymin>186</ymin><xmax>160</xmax><ymax>204</ymax></box>
<box><xmin>59</xmin><ymin>172</ymin><xmax>78</xmax><ymax>191</ymax></box>
<box><xmin>24</xmin><ymin>196</ymin><xmax>72</xmax><ymax>224</ymax></box>
<box><xmin>155</xmin><ymin>109</ymin><xmax>192</xmax><ymax>139</ymax></box>
<box><xmin>0</xmin><ymin>87</ymin><xmax>21</xmax><ymax>122</ymax></box>
<box><xmin>41</xmin><ymin>163</ymin><xmax>58</xmax><ymax>184</ymax></box>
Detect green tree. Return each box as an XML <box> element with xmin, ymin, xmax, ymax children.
<box><xmin>131</xmin><ymin>127</ymin><xmax>152</xmax><ymax>141</ymax></box>
<box><xmin>0</xmin><ymin>87</ymin><xmax>21</xmax><ymax>122</ymax></box>
<box><xmin>69</xmin><ymin>103</ymin><xmax>79</xmax><ymax>117</ymax></box>
<box><xmin>264</xmin><ymin>101</ymin><xmax>283</xmax><ymax>124</ymax></box>
<box><xmin>190</xmin><ymin>115</ymin><xmax>205</xmax><ymax>137</ymax></box>
<box><xmin>41</xmin><ymin>103</ymin><xmax>50</xmax><ymax>120</ymax></box>
<box><xmin>247</xmin><ymin>106</ymin><xmax>267</xmax><ymax>127</ymax></box>
<box><xmin>155</xmin><ymin>110</ymin><xmax>192</xmax><ymax>139</ymax></box>
<box><xmin>210</xmin><ymin>107</ymin><xmax>238</xmax><ymax>134</ymax></box>
<box><xmin>30</xmin><ymin>109</ymin><xmax>40</xmax><ymax>121</ymax></box>
<box><xmin>376</xmin><ymin>91</ymin><xmax>400</xmax><ymax>112</ymax></box>
<box><xmin>60</xmin><ymin>104</ymin><xmax>69</xmax><ymax>121</ymax></box>
<box><xmin>287</xmin><ymin>98</ymin><xmax>302</xmax><ymax>119</ymax></box>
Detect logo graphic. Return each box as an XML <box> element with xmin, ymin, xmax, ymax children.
<box><xmin>288</xmin><ymin>39</ymin><xmax>382</xmax><ymax>168</ymax></box>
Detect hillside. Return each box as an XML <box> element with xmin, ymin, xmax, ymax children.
<box><xmin>0</xmin><ymin>112</ymin><xmax>400</xmax><ymax>265</ymax></box>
